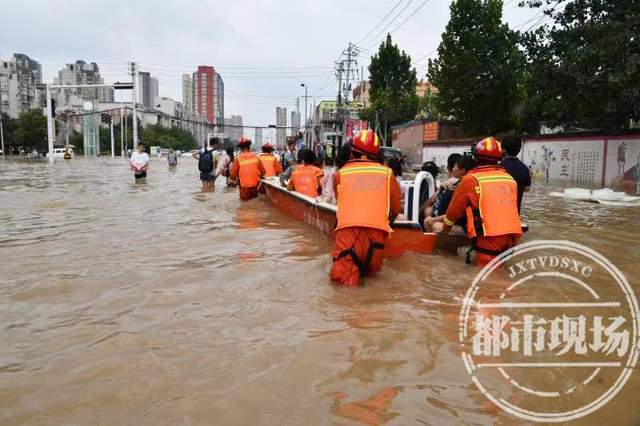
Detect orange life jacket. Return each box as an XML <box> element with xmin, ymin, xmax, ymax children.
<box><xmin>238</xmin><ymin>152</ymin><xmax>260</xmax><ymax>188</ymax></box>
<box><xmin>465</xmin><ymin>167</ymin><xmax>522</xmax><ymax>238</ymax></box>
<box><xmin>291</xmin><ymin>164</ymin><xmax>322</xmax><ymax>198</ymax></box>
<box><xmin>336</xmin><ymin>161</ymin><xmax>393</xmax><ymax>233</ymax></box>
<box><xmin>259</xmin><ymin>154</ymin><xmax>277</xmax><ymax>177</ymax></box>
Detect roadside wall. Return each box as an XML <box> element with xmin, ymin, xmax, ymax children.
<box><xmin>422</xmin><ymin>134</ymin><xmax>640</xmax><ymax>189</ymax></box>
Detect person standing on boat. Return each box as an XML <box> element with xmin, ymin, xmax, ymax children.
<box><xmin>258</xmin><ymin>143</ymin><xmax>283</xmax><ymax>177</ymax></box>
<box><xmin>229</xmin><ymin>137</ymin><xmax>265</xmax><ymax>201</ymax></box>
<box><xmin>287</xmin><ymin>149</ymin><xmax>323</xmax><ymax>198</ymax></box>
<box><xmin>330</xmin><ymin>130</ymin><xmax>402</xmax><ymax>287</ymax></box>
<box><xmin>441</xmin><ymin>137</ymin><xmax>522</xmax><ymax>266</ymax></box>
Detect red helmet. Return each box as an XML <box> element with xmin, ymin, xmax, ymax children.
<box><xmin>474</xmin><ymin>137</ymin><xmax>502</xmax><ymax>162</ymax></box>
<box><xmin>352</xmin><ymin>129</ymin><xmax>381</xmax><ymax>157</ymax></box>
<box><xmin>262</xmin><ymin>142</ymin><xmax>274</xmax><ymax>152</ymax></box>
<box><xmin>238</xmin><ymin>137</ymin><xmax>252</xmax><ymax>147</ymax></box>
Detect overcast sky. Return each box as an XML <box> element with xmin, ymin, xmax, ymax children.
<box><xmin>0</xmin><ymin>0</ymin><xmax>541</xmax><ymax>140</ymax></box>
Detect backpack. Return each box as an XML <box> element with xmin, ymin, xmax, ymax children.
<box><xmin>198</xmin><ymin>150</ymin><xmax>214</xmax><ymax>173</ymax></box>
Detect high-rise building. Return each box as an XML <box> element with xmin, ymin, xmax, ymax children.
<box><xmin>138</xmin><ymin>72</ymin><xmax>159</xmax><ymax>110</ymax></box>
<box><xmin>291</xmin><ymin>110</ymin><xmax>300</xmax><ymax>136</ymax></box>
<box><xmin>276</xmin><ymin>107</ymin><xmax>287</xmax><ymax>149</ymax></box>
<box><xmin>53</xmin><ymin>60</ymin><xmax>114</xmax><ymax>112</ymax></box>
<box><xmin>182</xmin><ymin>74</ymin><xmax>193</xmax><ymax>113</ymax></box>
<box><xmin>223</xmin><ymin>114</ymin><xmax>243</xmax><ymax>144</ymax></box>
<box><xmin>0</xmin><ymin>53</ymin><xmax>42</xmax><ymax>119</ymax></box>
<box><xmin>192</xmin><ymin>65</ymin><xmax>224</xmax><ymax>127</ymax></box>
<box><xmin>255</xmin><ymin>128</ymin><xmax>262</xmax><ymax>148</ymax></box>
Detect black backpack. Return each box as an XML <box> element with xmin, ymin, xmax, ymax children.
<box><xmin>198</xmin><ymin>150</ymin><xmax>214</xmax><ymax>173</ymax></box>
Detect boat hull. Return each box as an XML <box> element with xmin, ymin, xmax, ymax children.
<box><xmin>261</xmin><ymin>179</ymin><xmax>468</xmax><ymax>256</ymax></box>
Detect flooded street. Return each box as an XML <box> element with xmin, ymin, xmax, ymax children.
<box><xmin>1</xmin><ymin>157</ymin><xmax>640</xmax><ymax>425</ymax></box>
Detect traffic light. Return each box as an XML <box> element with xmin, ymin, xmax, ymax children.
<box><xmin>51</xmin><ymin>99</ymin><xmax>56</xmax><ymax>118</ymax></box>
<box><xmin>101</xmin><ymin>113</ymin><xmax>112</xmax><ymax>125</ymax></box>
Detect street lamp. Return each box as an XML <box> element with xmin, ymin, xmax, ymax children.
<box><xmin>300</xmin><ymin>83</ymin><xmax>308</xmax><ymax>148</ymax></box>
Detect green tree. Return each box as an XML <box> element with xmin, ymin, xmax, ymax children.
<box><xmin>13</xmin><ymin>108</ymin><xmax>48</xmax><ymax>151</ymax></box>
<box><xmin>428</xmin><ymin>0</ymin><xmax>524</xmax><ymax>135</ymax></box>
<box><xmin>521</xmin><ymin>0</ymin><xmax>640</xmax><ymax>132</ymax></box>
<box><xmin>140</xmin><ymin>124</ymin><xmax>198</xmax><ymax>151</ymax></box>
<box><xmin>361</xmin><ymin>34</ymin><xmax>420</xmax><ymax>144</ymax></box>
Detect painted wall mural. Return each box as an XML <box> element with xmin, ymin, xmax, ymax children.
<box><xmin>423</xmin><ymin>136</ymin><xmax>640</xmax><ymax>191</ymax></box>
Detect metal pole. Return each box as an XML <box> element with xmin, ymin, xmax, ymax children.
<box><xmin>132</xmin><ymin>62</ymin><xmax>138</xmax><ymax>148</ymax></box>
<box><xmin>110</xmin><ymin>116</ymin><xmax>115</xmax><ymax>158</ymax></box>
<box><xmin>304</xmin><ymin>85</ymin><xmax>308</xmax><ymax>148</ymax></box>
<box><xmin>0</xmin><ymin>90</ymin><xmax>4</xmax><ymax>156</ymax></box>
<box><xmin>124</xmin><ymin>108</ymin><xmax>128</xmax><ymax>157</ymax></box>
<box><xmin>120</xmin><ymin>103</ymin><xmax>124</xmax><ymax>157</ymax></box>
<box><xmin>46</xmin><ymin>85</ymin><xmax>55</xmax><ymax>163</ymax></box>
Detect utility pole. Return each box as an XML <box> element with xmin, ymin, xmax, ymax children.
<box><xmin>131</xmin><ymin>62</ymin><xmax>138</xmax><ymax>150</ymax></box>
<box><xmin>120</xmin><ymin>103</ymin><xmax>124</xmax><ymax>157</ymax></box>
<box><xmin>110</xmin><ymin>114</ymin><xmax>115</xmax><ymax>158</ymax></box>
<box><xmin>45</xmin><ymin>85</ymin><xmax>55</xmax><ymax>163</ymax></box>
<box><xmin>335</xmin><ymin>60</ymin><xmax>344</xmax><ymax>150</ymax></box>
<box><xmin>301</xmin><ymin>83</ymin><xmax>309</xmax><ymax>148</ymax></box>
<box><xmin>124</xmin><ymin>108</ymin><xmax>128</xmax><ymax>157</ymax></box>
<box><xmin>0</xmin><ymin>90</ymin><xmax>4</xmax><ymax>156</ymax></box>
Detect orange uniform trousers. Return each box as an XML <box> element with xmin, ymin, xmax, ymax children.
<box><xmin>330</xmin><ymin>227</ymin><xmax>387</xmax><ymax>287</ymax></box>
<box><xmin>239</xmin><ymin>186</ymin><xmax>259</xmax><ymax>201</ymax></box>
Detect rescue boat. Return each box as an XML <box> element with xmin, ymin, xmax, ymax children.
<box><xmin>259</xmin><ymin>171</ymin><xmax>470</xmax><ymax>257</ymax></box>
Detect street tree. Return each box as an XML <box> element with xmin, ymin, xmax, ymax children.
<box><xmin>428</xmin><ymin>0</ymin><xmax>524</xmax><ymax>136</ymax></box>
<box><xmin>13</xmin><ymin>108</ymin><xmax>48</xmax><ymax>152</ymax></box>
<box><xmin>521</xmin><ymin>0</ymin><xmax>640</xmax><ymax>132</ymax></box>
<box><xmin>361</xmin><ymin>34</ymin><xmax>419</xmax><ymax>144</ymax></box>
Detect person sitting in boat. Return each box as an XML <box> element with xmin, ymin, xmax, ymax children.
<box><xmin>258</xmin><ymin>143</ymin><xmax>283</xmax><ymax>178</ymax></box>
<box><xmin>319</xmin><ymin>142</ymin><xmax>351</xmax><ymax>204</ymax></box>
<box><xmin>229</xmin><ymin>137</ymin><xmax>265</xmax><ymax>201</ymax></box>
<box><xmin>279</xmin><ymin>148</ymin><xmax>298</xmax><ymax>187</ymax></box>
<box><xmin>424</xmin><ymin>153</ymin><xmax>473</xmax><ymax>232</ymax></box>
<box><xmin>287</xmin><ymin>149</ymin><xmax>324</xmax><ymax>198</ymax></box>
<box><xmin>387</xmin><ymin>157</ymin><xmax>406</xmax><ymax>199</ymax></box>
<box><xmin>330</xmin><ymin>130</ymin><xmax>402</xmax><ymax>287</ymax></box>
<box><xmin>441</xmin><ymin>137</ymin><xmax>522</xmax><ymax>266</ymax></box>
<box><xmin>499</xmin><ymin>135</ymin><xmax>531</xmax><ymax>214</ymax></box>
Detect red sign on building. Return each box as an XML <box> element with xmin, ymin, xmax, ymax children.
<box><xmin>423</xmin><ymin>121</ymin><xmax>439</xmax><ymax>142</ymax></box>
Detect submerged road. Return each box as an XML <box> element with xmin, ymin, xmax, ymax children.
<box><xmin>1</xmin><ymin>157</ymin><xmax>639</xmax><ymax>424</ymax></box>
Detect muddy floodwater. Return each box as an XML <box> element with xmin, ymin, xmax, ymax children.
<box><xmin>1</xmin><ymin>157</ymin><xmax>640</xmax><ymax>425</ymax></box>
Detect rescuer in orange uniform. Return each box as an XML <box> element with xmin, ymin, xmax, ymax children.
<box><xmin>330</xmin><ymin>130</ymin><xmax>402</xmax><ymax>287</ymax></box>
<box><xmin>258</xmin><ymin>143</ymin><xmax>283</xmax><ymax>177</ymax></box>
<box><xmin>287</xmin><ymin>149</ymin><xmax>324</xmax><ymax>198</ymax></box>
<box><xmin>229</xmin><ymin>137</ymin><xmax>265</xmax><ymax>201</ymax></box>
<box><xmin>442</xmin><ymin>137</ymin><xmax>522</xmax><ymax>266</ymax></box>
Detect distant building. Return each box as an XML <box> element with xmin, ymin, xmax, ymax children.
<box><xmin>0</xmin><ymin>53</ymin><xmax>42</xmax><ymax>118</ymax></box>
<box><xmin>255</xmin><ymin>127</ymin><xmax>262</xmax><ymax>147</ymax></box>
<box><xmin>352</xmin><ymin>79</ymin><xmax>437</xmax><ymax>112</ymax></box>
<box><xmin>276</xmin><ymin>107</ymin><xmax>287</xmax><ymax>149</ymax></box>
<box><xmin>154</xmin><ymin>96</ymin><xmax>183</xmax><ymax>120</ymax></box>
<box><xmin>182</xmin><ymin>74</ymin><xmax>193</xmax><ymax>113</ymax></box>
<box><xmin>138</xmin><ymin>72</ymin><xmax>159</xmax><ymax>110</ymax></box>
<box><xmin>192</xmin><ymin>65</ymin><xmax>224</xmax><ymax>127</ymax></box>
<box><xmin>53</xmin><ymin>60</ymin><xmax>114</xmax><ymax>113</ymax></box>
<box><xmin>352</xmin><ymin>81</ymin><xmax>371</xmax><ymax>108</ymax></box>
<box><xmin>223</xmin><ymin>115</ymin><xmax>243</xmax><ymax>144</ymax></box>
<box><xmin>291</xmin><ymin>110</ymin><xmax>300</xmax><ymax>136</ymax></box>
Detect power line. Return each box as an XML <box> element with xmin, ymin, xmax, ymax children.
<box><xmin>356</xmin><ymin>0</ymin><xmax>407</xmax><ymax>45</ymax></box>
<box><xmin>359</xmin><ymin>0</ymin><xmax>416</xmax><ymax>49</ymax></box>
